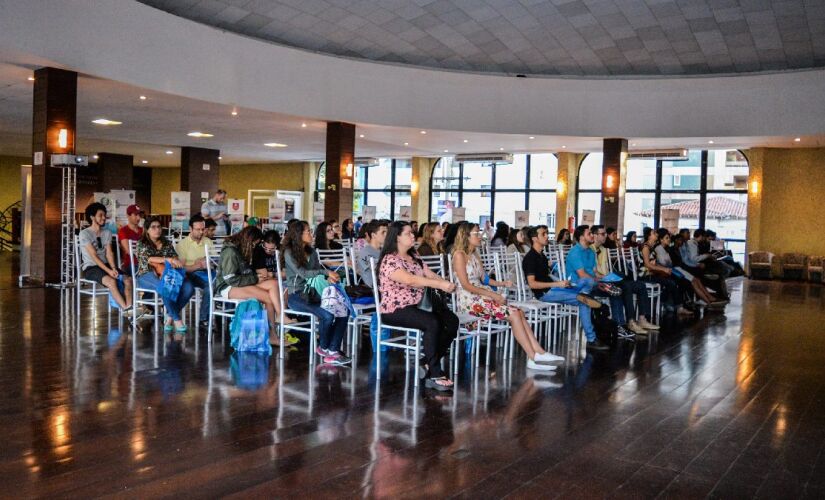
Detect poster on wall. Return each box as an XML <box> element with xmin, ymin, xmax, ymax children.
<box><xmin>661</xmin><ymin>209</ymin><xmax>680</xmax><ymax>235</ymax></box>
<box><xmin>515</xmin><ymin>210</ymin><xmax>530</xmax><ymax>228</ymax></box>
<box><xmin>268</xmin><ymin>198</ymin><xmax>286</xmax><ymax>224</ymax></box>
<box><xmin>362</xmin><ymin>205</ymin><xmax>376</xmax><ymax>222</ymax></box>
<box><xmin>228</xmin><ymin>198</ymin><xmax>246</xmax><ymax>234</ymax></box>
<box><xmin>313</xmin><ymin>201</ymin><xmax>325</xmax><ymax>226</ymax></box>
<box><xmin>110</xmin><ymin>189</ymin><xmax>135</xmax><ymax>226</ymax></box>
<box><xmin>581</xmin><ymin>209</ymin><xmax>596</xmax><ymax>227</ymax></box>
<box><xmin>398</xmin><ymin>206</ymin><xmax>412</xmax><ymax>221</ymax></box>
<box><xmin>451</xmin><ymin>207</ymin><xmax>466</xmax><ymax>223</ymax></box>
<box><xmin>171</xmin><ymin>191</ymin><xmax>191</xmax><ymax>233</ymax></box>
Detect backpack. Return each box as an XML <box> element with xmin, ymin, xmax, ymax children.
<box><xmin>591</xmin><ymin>305</ymin><xmax>618</xmax><ymax>343</ymax></box>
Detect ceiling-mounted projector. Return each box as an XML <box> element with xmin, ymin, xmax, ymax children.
<box><xmin>50</xmin><ymin>154</ymin><xmax>89</xmax><ymax>167</ymax></box>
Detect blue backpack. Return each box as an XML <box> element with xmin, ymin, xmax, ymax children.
<box><xmin>229</xmin><ymin>299</ymin><xmax>272</xmax><ymax>354</ymax></box>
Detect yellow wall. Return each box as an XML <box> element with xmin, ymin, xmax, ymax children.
<box><xmin>150</xmin><ymin>168</ymin><xmax>180</xmax><ymax>214</ymax></box>
<box><xmin>745</xmin><ymin>147</ymin><xmax>825</xmax><ymax>257</ymax></box>
<box><xmin>0</xmin><ymin>156</ymin><xmax>26</xmax><ymax>213</ymax></box>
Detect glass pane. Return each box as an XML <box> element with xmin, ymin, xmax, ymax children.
<box><xmin>530</xmin><ymin>153</ymin><xmax>558</xmax><ymax>190</ymax></box>
<box><xmin>463</xmin><ymin>162</ymin><xmax>493</xmax><ymax>189</ymax></box>
<box><xmin>431</xmin><ymin>191</ymin><xmax>459</xmax><ymax>223</ymax></box>
<box><xmin>578</xmin><ymin>153</ymin><xmax>602</xmax><ymax>190</ymax></box>
<box><xmin>528</xmin><ymin>192</ymin><xmax>557</xmax><ymax>227</ymax></box>
<box><xmin>726</xmin><ymin>241</ymin><xmax>746</xmax><ymax>265</ymax></box>
<box><xmin>354</xmin><ymin>165</ymin><xmax>366</xmax><ymax>190</ymax></box>
<box><xmin>395</xmin><ymin>192</ymin><xmax>411</xmax><ymax>219</ymax></box>
<box><xmin>626</xmin><ymin>158</ymin><xmax>656</xmax><ymax>190</ymax></box>
<box><xmin>659</xmin><ymin>193</ymin><xmax>701</xmax><ymax>233</ymax></box>
<box><xmin>577</xmin><ymin>192</ymin><xmax>601</xmax><ymax>226</ymax></box>
<box><xmin>462</xmin><ymin>191</ymin><xmax>492</xmax><ymax>225</ymax></box>
<box><xmin>495</xmin><ymin>155</ymin><xmax>525</xmax><ymax>189</ymax></box>
<box><xmin>662</xmin><ymin>150</ymin><xmax>701</xmax><ymax>190</ymax></box>
<box><xmin>431</xmin><ymin>157</ymin><xmax>460</xmax><ymax>190</ymax></box>
<box><xmin>493</xmin><ymin>192</ymin><xmax>526</xmax><ymax>226</ymax></box>
<box><xmin>394</xmin><ymin>159</ymin><xmax>412</xmax><ymax>190</ymax></box>
<box><xmin>704</xmin><ymin>192</ymin><xmax>748</xmax><ymax>242</ymax></box>
<box><xmin>623</xmin><ymin>192</ymin><xmax>656</xmax><ymax>235</ymax></box>
<box><xmin>707</xmin><ymin>149</ymin><xmax>749</xmax><ymax>190</ymax></box>
<box><xmin>352</xmin><ymin>191</ymin><xmax>364</xmax><ymax>216</ymax></box>
<box><xmin>367</xmin><ymin>158</ymin><xmax>393</xmax><ymax>190</ymax></box>
<box><xmin>317</xmin><ymin>164</ymin><xmax>326</xmax><ymax>191</ymax></box>
<box><xmin>369</xmin><ymin>191</ymin><xmax>392</xmax><ymax>220</ymax></box>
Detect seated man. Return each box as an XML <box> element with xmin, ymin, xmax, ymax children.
<box><xmin>355</xmin><ymin>220</ymin><xmax>387</xmax><ymax>288</ymax></box>
<box><xmin>522</xmin><ymin>225</ymin><xmax>608</xmax><ymax>351</ymax></box>
<box><xmin>252</xmin><ymin>229</ymin><xmax>281</xmax><ymax>279</ymax></box>
<box><xmin>204</xmin><ymin>218</ymin><xmax>218</xmax><ymax>240</ymax></box>
<box><xmin>175</xmin><ymin>214</ymin><xmax>213</xmax><ymax>327</ymax></box>
<box><xmin>680</xmin><ymin>228</ymin><xmax>730</xmax><ymax>299</ymax></box>
<box><xmin>79</xmin><ymin>202</ymin><xmax>133</xmax><ymax>315</ymax></box>
<box><xmin>590</xmin><ymin>225</ymin><xmax>659</xmax><ymax>335</ymax></box>
<box><xmin>117</xmin><ymin>204</ymin><xmax>143</xmax><ymax>275</ymax></box>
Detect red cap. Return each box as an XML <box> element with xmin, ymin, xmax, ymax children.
<box><xmin>126</xmin><ymin>204</ymin><xmax>142</xmax><ymax>216</ymax></box>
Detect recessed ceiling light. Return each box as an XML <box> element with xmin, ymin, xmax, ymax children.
<box><xmin>708</xmin><ymin>140</ymin><xmax>714</xmax><ymax>144</ymax></box>
<box><xmin>301</xmin><ymin>122</ymin><xmax>307</xmax><ymax>128</ymax></box>
<box><xmin>231</xmin><ymin>110</ymin><xmax>238</xmax><ymax>116</ymax></box>
<box><xmin>463</xmin><ymin>139</ymin><xmax>468</xmax><ymax>143</ymax></box>
<box><xmin>27</xmin><ymin>76</ymin><xmax>35</xmax><ymax>81</ymax></box>
<box><xmin>188</xmin><ymin>132</ymin><xmax>213</xmax><ymax>138</ymax></box>
<box><xmin>165</xmin><ymin>150</ymin><xmax>173</xmax><ymax>155</ymax></box>
<box><xmin>359</xmin><ymin>134</ymin><xmax>365</xmax><ymax>138</ymax></box>
<box><xmin>141</xmin><ymin>160</ymin><xmax>148</xmax><ymax>164</ymax></box>
<box><xmin>21</xmin><ymin>164</ymin><xmax>32</xmax><ymax>167</ymax></box>
<box><xmin>92</xmin><ymin>118</ymin><xmax>122</xmax><ymax>125</ymax></box>
<box><xmin>404</xmin><ymin>142</ymin><xmax>409</xmax><ymax>146</ymax></box>
<box><xmin>529</xmin><ymin>136</ymin><xmax>535</xmax><ymax>140</ymax></box>
<box><xmin>499</xmin><ymin>147</ymin><xmax>504</xmax><ymax>151</ymax></box>
<box><xmin>264</xmin><ymin>142</ymin><xmax>288</xmax><ymax>147</ymax></box>
<box><xmin>92</xmin><ymin>155</ymin><xmax>98</xmax><ymax>160</ymax></box>
<box><xmin>561</xmin><ymin>145</ymin><xmax>566</xmax><ymax>148</ymax></box>
<box><xmin>218</xmin><ymin>156</ymin><xmax>222</xmax><ymax>160</ymax></box>
<box><xmin>420</xmin><ymin>130</ymin><xmax>427</xmax><ymax>134</ymax></box>
<box><xmin>139</xmin><ymin>95</ymin><xmax>147</xmax><ymax>100</ymax></box>
<box><xmin>444</xmin><ymin>149</ymin><xmax>449</xmax><ymax>153</ymax></box>
<box><xmin>794</xmin><ymin>137</ymin><xmax>801</xmax><ymax>142</ymax></box>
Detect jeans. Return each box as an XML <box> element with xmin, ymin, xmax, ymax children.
<box><xmin>288</xmin><ymin>292</ymin><xmax>348</xmax><ymax>352</ymax></box>
<box><xmin>187</xmin><ymin>270</ymin><xmax>212</xmax><ymax>322</ymax></box>
<box><xmin>136</xmin><ymin>272</ymin><xmax>195</xmax><ymax>322</ymax></box>
<box><xmin>382</xmin><ymin>304</ymin><xmax>458</xmax><ymax>378</ymax></box>
<box><xmin>539</xmin><ymin>281</ymin><xmax>596</xmax><ymax>342</ymax></box>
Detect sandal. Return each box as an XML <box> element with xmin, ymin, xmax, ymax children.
<box><xmin>425</xmin><ymin>377</ymin><xmax>454</xmax><ymax>392</ymax></box>
<box><xmin>175</xmin><ymin>325</ymin><xmax>188</xmax><ymax>333</ymax></box>
<box><xmin>163</xmin><ymin>324</ymin><xmax>174</xmax><ymax>333</ymax></box>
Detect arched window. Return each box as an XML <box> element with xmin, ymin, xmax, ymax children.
<box><xmin>429</xmin><ymin>154</ymin><xmax>558</xmax><ymax>228</ymax></box>
<box><xmin>576</xmin><ymin>153</ymin><xmax>602</xmax><ymax>225</ymax></box>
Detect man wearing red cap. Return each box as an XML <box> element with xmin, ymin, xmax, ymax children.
<box><xmin>118</xmin><ymin>204</ymin><xmax>143</xmax><ymax>274</ymax></box>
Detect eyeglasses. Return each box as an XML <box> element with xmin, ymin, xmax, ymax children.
<box><xmin>470</xmin><ymin>231</ymin><xmax>482</xmax><ymax>236</ymax></box>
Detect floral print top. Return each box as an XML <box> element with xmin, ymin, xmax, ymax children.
<box><xmin>136</xmin><ymin>238</ymin><xmax>178</xmax><ymax>276</ymax></box>
<box><xmin>456</xmin><ymin>251</ymin><xmax>510</xmax><ymax>320</ymax></box>
<box><xmin>378</xmin><ymin>253</ymin><xmax>426</xmax><ymax>314</ymax></box>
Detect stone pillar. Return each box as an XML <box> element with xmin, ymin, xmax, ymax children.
<box><xmin>411</xmin><ymin>156</ymin><xmax>435</xmax><ymax>222</ymax></box>
<box><xmin>743</xmin><ymin>148</ymin><xmax>764</xmax><ymax>270</ymax></box>
<box><xmin>555</xmin><ymin>152</ymin><xmax>583</xmax><ymax>233</ymax></box>
<box><xmin>97</xmin><ymin>152</ymin><xmax>134</xmax><ymax>191</ymax></box>
<box><xmin>303</xmin><ymin>161</ymin><xmax>319</xmax><ymax>222</ymax></box>
<box><xmin>324</xmin><ymin>122</ymin><xmax>355</xmax><ymax>223</ymax></box>
<box><xmin>29</xmin><ymin>67</ymin><xmax>77</xmax><ymax>284</ymax></box>
<box><xmin>180</xmin><ymin>147</ymin><xmax>220</xmax><ymax>216</ymax></box>
<box><xmin>600</xmin><ymin>138</ymin><xmax>628</xmax><ymax>233</ymax></box>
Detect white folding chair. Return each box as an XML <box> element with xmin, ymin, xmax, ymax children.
<box><xmin>274</xmin><ymin>250</ymin><xmax>318</xmax><ymax>361</ymax></box>
<box><xmin>346</xmin><ymin>247</ymin><xmax>375</xmax><ymax>354</ymax></box>
<box><xmin>370</xmin><ymin>257</ymin><xmax>424</xmax><ymax>387</ymax></box>
<box><xmin>317</xmin><ymin>248</ymin><xmax>349</xmax><ymax>284</ymax></box>
<box><xmin>624</xmin><ymin>247</ymin><xmax>662</xmax><ymax>323</ymax></box>
<box><xmin>128</xmin><ymin>239</ymin><xmax>161</xmax><ymax>332</ymax></box>
<box><xmin>75</xmin><ymin>239</ymin><xmax>113</xmax><ymax>321</ymax></box>
<box><xmin>204</xmin><ymin>245</ymin><xmax>243</xmax><ymax>342</ymax></box>
<box><xmin>419</xmin><ymin>254</ymin><xmax>446</xmax><ymax>278</ymax></box>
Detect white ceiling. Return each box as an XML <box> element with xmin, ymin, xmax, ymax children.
<box><xmin>0</xmin><ymin>60</ymin><xmax>821</xmax><ymax>167</ymax></box>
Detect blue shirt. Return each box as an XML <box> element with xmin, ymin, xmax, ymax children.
<box><xmin>566</xmin><ymin>243</ymin><xmax>596</xmax><ymax>283</ymax></box>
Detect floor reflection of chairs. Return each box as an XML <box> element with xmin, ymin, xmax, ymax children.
<box><xmin>276</xmin><ymin>361</ymin><xmax>316</xmax><ymax>430</ymax></box>
<box><xmin>372</xmin><ymin>369</ymin><xmax>422</xmax><ymax>446</ymax></box>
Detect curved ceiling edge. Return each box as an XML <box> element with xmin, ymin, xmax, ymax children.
<box><xmin>0</xmin><ymin>0</ymin><xmax>823</xmax><ymax>139</ymax></box>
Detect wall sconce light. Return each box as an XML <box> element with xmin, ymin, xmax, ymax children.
<box><xmin>411</xmin><ymin>179</ymin><xmax>419</xmax><ymax>196</ymax></box>
<box><xmin>58</xmin><ymin>128</ymin><xmax>68</xmax><ymax>149</ymax></box>
<box><xmin>606</xmin><ymin>174</ymin><xmax>614</xmax><ymax>189</ymax></box>
<box><xmin>345</xmin><ymin>163</ymin><xmax>353</xmax><ymax>177</ymax></box>
<box><xmin>751</xmin><ymin>180</ymin><xmax>759</xmax><ymax>194</ymax></box>
<box><xmin>557</xmin><ymin>180</ymin><xmax>566</xmax><ymax>196</ymax></box>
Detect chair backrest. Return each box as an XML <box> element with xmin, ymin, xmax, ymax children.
<box><xmin>317</xmin><ymin>248</ymin><xmax>349</xmax><ymax>285</ymax></box>
<box><xmin>545</xmin><ymin>246</ymin><xmax>565</xmax><ymax>281</ymax></box>
<box><xmin>478</xmin><ymin>252</ymin><xmax>498</xmax><ymax>275</ymax></box>
<box><xmin>74</xmin><ymin>239</ymin><xmax>85</xmax><ymax>282</ymax></box>
<box><xmin>368</xmin><ymin>257</ymin><xmax>385</xmax><ymax>330</ymax></box>
<box><xmin>607</xmin><ymin>247</ymin><xmax>623</xmax><ymax>274</ymax></box>
<box><xmin>622</xmin><ymin>247</ymin><xmax>640</xmax><ymax>280</ymax></box>
<box><xmin>334</xmin><ymin>238</ymin><xmax>353</xmax><ymax>249</ymax></box>
<box><xmin>419</xmin><ymin>254</ymin><xmax>445</xmax><ymax>278</ymax></box>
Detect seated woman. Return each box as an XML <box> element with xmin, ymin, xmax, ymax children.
<box><xmin>214</xmin><ymin>226</ymin><xmax>296</xmax><ymax>345</ymax></box>
<box><xmin>654</xmin><ymin>229</ymin><xmax>725</xmax><ymax>308</ymax></box>
<box><xmin>416</xmin><ymin>222</ymin><xmax>444</xmax><ymax>257</ymax></box>
<box><xmin>451</xmin><ymin>223</ymin><xmax>564</xmax><ymax>371</ymax></box>
<box><xmin>135</xmin><ymin>216</ymin><xmax>195</xmax><ymax>333</ymax></box>
<box><xmin>378</xmin><ymin>221</ymin><xmax>459</xmax><ymax>391</ymax></box>
<box><xmin>639</xmin><ymin>229</ymin><xmax>692</xmax><ymax>316</ymax></box>
<box><xmin>283</xmin><ymin>221</ymin><xmax>350</xmax><ymax>365</ymax></box>
<box><xmin>341</xmin><ymin>218</ymin><xmax>355</xmax><ymax>240</ymax></box>
<box><xmin>556</xmin><ymin>228</ymin><xmax>572</xmax><ymax>245</ymax></box>
<box><xmin>505</xmin><ymin>227</ymin><xmax>530</xmax><ymax>255</ymax></box>
<box><xmin>623</xmin><ymin>231</ymin><xmax>638</xmax><ymax>249</ymax></box>
<box><xmin>490</xmin><ymin>221</ymin><xmax>509</xmax><ymax>248</ymax></box>
<box><xmin>603</xmin><ymin>227</ymin><xmax>618</xmax><ymax>249</ymax></box>
<box><xmin>315</xmin><ymin>221</ymin><xmax>344</xmax><ymax>250</ymax></box>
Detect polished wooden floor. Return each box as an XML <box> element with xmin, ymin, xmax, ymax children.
<box><xmin>2</xmin><ymin>254</ymin><xmax>825</xmax><ymax>498</ymax></box>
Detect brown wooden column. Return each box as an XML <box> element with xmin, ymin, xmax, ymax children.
<box><xmin>324</xmin><ymin>122</ymin><xmax>355</xmax><ymax>223</ymax></box>
<box><xmin>97</xmin><ymin>152</ymin><xmax>134</xmax><ymax>191</ymax></box>
<box><xmin>600</xmin><ymin>138</ymin><xmax>628</xmax><ymax>232</ymax></box>
<box><xmin>30</xmin><ymin>67</ymin><xmax>76</xmax><ymax>284</ymax></box>
<box><xmin>180</xmin><ymin>147</ymin><xmax>220</xmax><ymax>216</ymax></box>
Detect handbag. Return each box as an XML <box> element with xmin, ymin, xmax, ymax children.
<box><xmin>345</xmin><ymin>284</ymin><xmax>373</xmax><ymax>299</ymax></box>
<box><xmin>157</xmin><ymin>262</ymin><xmax>185</xmax><ymax>302</ymax></box>
<box><xmin>417</xmin><ymin>287</ymin><xmax>448</xmax><ymax>313</ymax></box>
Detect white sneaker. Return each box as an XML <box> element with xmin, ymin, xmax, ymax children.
<box><xmin>527</xmin><ymin>359</ymin><xmax>557</xmax><ymax>371</ymax></box>
<box><xmin>535</xmin><ymin>352</ymin><xmax>565</xmax><ymax>363</ymax></box>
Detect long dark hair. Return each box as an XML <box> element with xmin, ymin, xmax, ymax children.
<box><xmin>506</xmin><ymin>227</ymin><xmax>521</xmax><ymax>248</ymax></box>
<box><xmin>492</xmin><ymin>221</ymin><xmax>509</xmax><ymax>243</ymax></box>
<box><xmin>140</xmin><ymin>216</ymin><xmax>168</xmax><ymax>247</ymax></box>
<box><xmin>378</xmin><ymin>221</ymin><xmax>419</xmax><ymax>277</ymax></box>
<box><xmin>225</xmin><ymin>226</ymin><xmax>263</xmax><ymax>262</ymax></box>
<box><xmin>281</xmin><ymin>220</ymin><xmax>312</xmax><ymax>268</ymax></box>
<box><xmin>314</xmin><ymin>221</ymin><xmax>333</xmax><ymax>250</ymax></box>
<box><xmin>556</xmin><ymin>228</ymin><xmax>570</xmax><ymax>244</ymax></box>
<box><xmin>443</xmin><ymin>223</ymin><xmax>460</xmax><ymax>253</ymax></box>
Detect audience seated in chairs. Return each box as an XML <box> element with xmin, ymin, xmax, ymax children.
<box><xmin>556</xmin><ymin>228</ymin><xmax>572</xmax><ymax>245</ymax></box>
<box><xmin>654</xmin><ymin>229</ymin><xmax>727</xmax><ymax>308</ymax></box>
<box><xmin>214</xmin><ymin>226</ymin><xmax>294</xmax><ymax>345</ymax></box>
<box><xmin>378</xmin><ymin>221</ymin><xmax>459</xmax><ymax>391</ymax></box>
<box><xmin>623</xmin><ymin>231</ymin><xmax>638</xmax><ymax>249</ymax></box>
<box><xmin>355</xmin><ymin>220</ymin><xmax>388</xmax><ymax>289</ymax></box>
<box><xmin>639</xmin><ymin>229</ymin><xmax>692</xmax><ymax>317</ymax></box>
<box><xmin>175</xmin><ymin>214</ymin><xmax>213</xmax><ymax>328</ymax></box>
<box><xmin>490</xmin><ymin>221</ymin><xmax>509</xmax><ymax>248</ymax></box>
<box><xmin>506</xmin><ymin>226</ymin><xmax>530</xmax><ymax>255</ymax></box>
<box><xmin>315</xmin><ymin>221</ymin><xmax>344</xmax><ymax>250</ymax></box>
<box><xmin>679</xmin><ymin>228</ymin><xmax>731</xmax><ymax>300</ymax></box>
<box><xmin>79</xmin><ymin>202</ymin><xmax>133</xmax><ymax>314</ymax></box>
<box><xmin>416</xmin><ymin>222</ymin><xmax>444</xmax><ymax>257</ymax></box>
<box><xmin>451</xmin><ymin>222</ymin><xmax>564</xmax><ymax>371</ymax></box>
<box><xmin>522</xmin><ymin>225</ymin><xmax>608</xmax><ymax>351</ymax></box>
<box><xmin>603</xmin><ymin>226</ymin><xmax>618</xmax><ymax>250</ymax></box>
<box><xmin>135</xmin><ymin>216</ymin><xmax>195</xmax><ymax>333</ymax></box>
<box><xmin>282</xmin><ymin>221</ymin><xmax>351</xmax><ymax>365</ymax></box>
<box><xmin>589</xmin><ymin>224</ymin><xmax>659</xmax><ymax>335</ymax></box>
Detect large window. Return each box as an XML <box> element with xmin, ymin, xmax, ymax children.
<box><xmin>317</xmin><ymin>158</ymin><xmax>411</xmax><ymax>220</ymax></box>
<box><xmin>429</xmin><ymin>153</ymin><xmax>557</xmax><ymax>228</ymax></box>
<box><xmin>579</xmin><ymin>149</ymin><xmax>749</xmax><ymax>261</ymax></box>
